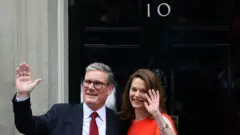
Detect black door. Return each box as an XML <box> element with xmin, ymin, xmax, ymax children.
<box><xmin>68</xmin><ymin>0</ymin><xmax>240</xmax><ymax>134</ymax></box>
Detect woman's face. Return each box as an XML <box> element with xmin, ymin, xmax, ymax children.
<box><xmin>129</xmin><ymin>78</ymin><xmax>148</xmax><ymax>109</ymax></box>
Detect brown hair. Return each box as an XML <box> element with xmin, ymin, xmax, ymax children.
<box><xmin>120</xmin><ymin>69</ymin><xmax>167</xmax><ymax>120</ymax></box>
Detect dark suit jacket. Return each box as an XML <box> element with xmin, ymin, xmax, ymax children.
<box><xmin>12</xmin><ymin>95</ymin><xmax>120</xmax><ymax>135</ymax></box>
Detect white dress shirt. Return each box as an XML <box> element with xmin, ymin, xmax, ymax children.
<box><xmin>82</xmin><ymin>102</ymin><xmax>106</xmax><ymax>135</ymax></box>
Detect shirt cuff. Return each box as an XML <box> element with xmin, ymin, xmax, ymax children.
<box><xmin>16</xmin><ymin>96</ymin><xmax>29</xmax><ymax>102</ymax></box>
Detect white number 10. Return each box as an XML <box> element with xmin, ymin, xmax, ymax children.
<box><xmin>147</xmin><ymin>3</ymin><xmax>171</xmax><ymax>17</ymax></box>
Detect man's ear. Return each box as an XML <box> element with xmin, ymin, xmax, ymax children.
<box><xmin>107</xmin><ymin>85</ymin><xmax>114</xmax><ymax>95</ymax></box>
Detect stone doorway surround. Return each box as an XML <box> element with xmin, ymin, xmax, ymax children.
<box><xmin>0</xmin><ymin>0</ymin><xmax>68</xmax><ymax>134</ymax></box>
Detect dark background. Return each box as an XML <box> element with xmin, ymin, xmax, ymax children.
<box><xmin>68</xmin><ymin>0</ymin><xmax>240</xmax><ymax>134</ymax></box>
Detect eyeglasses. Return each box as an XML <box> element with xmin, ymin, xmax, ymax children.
<box><xmin>82</xmin><ymin>80</ymin><xmax>109</xmax><ymax>90</ymax></box>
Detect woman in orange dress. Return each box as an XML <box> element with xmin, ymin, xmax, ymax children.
<box><xmin>119</xmin><ymin>69</ymin><xmax>177</xmax><ymax>135</ymax></box>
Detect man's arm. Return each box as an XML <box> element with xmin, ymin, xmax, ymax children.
<box><xmin>12</xmin><ymin>93</ymin><xmax>58</xmax><ymax>135</ymax></box>
<box><xmin>13</xmin><ymin>62</ymin><xmax>57</xmax><ymax>135</ymax></box>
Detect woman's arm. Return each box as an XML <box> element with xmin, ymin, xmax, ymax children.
<box><xmin>143</xmin><ymin>89</ymin><xmax>177</xmax><ymax>135</ymax></box>
<box><xmin>153</xmin><ymin>113</ymin><xmax>177</xmax><ymax>135</ymax></box>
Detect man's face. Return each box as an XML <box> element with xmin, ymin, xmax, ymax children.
<box><xmin>82</xmin><ymin>70</ymin><xmax>113</xmax><ymax>110</ymax></box>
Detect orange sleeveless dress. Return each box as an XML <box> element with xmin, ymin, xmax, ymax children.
<box><xmin>127</xmin><ymin>113</ymin><xmax>177</xmax><ymax>135</ymax></box>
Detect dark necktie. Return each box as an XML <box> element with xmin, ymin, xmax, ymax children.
<box><xmin>90</xmin><ymin>112</ymin><xmax>99</xmax><ymax>135</ymax></box>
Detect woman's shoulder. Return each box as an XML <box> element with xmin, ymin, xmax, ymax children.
<box><xmin>161</xmin><ymin>113</ymin><xmax>174</xmax><ymax>121</ymax></box>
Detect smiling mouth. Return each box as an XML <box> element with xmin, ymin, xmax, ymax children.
<box><xmin>133</xmin><ymin>99</ymin><xmax>144</xmax><ymax>102</ymax></box>
<box><xmin>87</xmin><ymin>94</ymin><xmax>98</xmax><ymax>96</ymax></box>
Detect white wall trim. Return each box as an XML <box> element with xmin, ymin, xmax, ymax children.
<box><xmin>57</xmin><ymin>0</ymin><xmax>68</xmax><ymax>103</ymax></box>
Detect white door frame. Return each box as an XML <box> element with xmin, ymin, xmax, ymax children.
<box><xmin>57</xmin><ymin>0</ymin><xmax>68</xmax><ymax>103</ymax></box>
<box><xmin>48</xmin><ymin>0</ymin><xmax>69</xmax><ymax>106</ymax></box>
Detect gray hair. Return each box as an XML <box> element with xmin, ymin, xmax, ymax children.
<box><xmin>86</xmin><ymin>62</ymin><xmax>115</xmax><ymax>85</ymax></box>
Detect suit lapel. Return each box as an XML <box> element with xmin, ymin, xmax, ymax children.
<box><xmin>72</xmin><ymin>104</ymin><xmax>83</xmax><ymax>135</ymax></box>
<box><xmin>106</xmin><ymin>108</ymin><xmax>115</xmax><ymax>135</ymax></box>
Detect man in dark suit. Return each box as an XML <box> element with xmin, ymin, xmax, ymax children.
<box><xmin>12</xmin><ymin>62</ymin><xmax>119</xmax><ymax>135</ymax></box>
